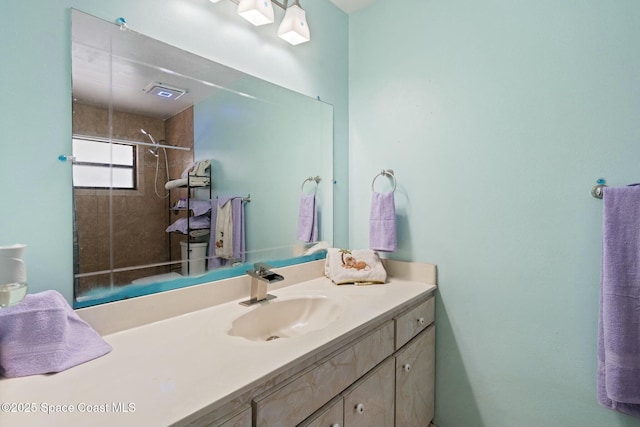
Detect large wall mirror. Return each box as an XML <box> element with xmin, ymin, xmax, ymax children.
<box><xmin>71</xmin><ymin>10</ymin><xmax>333</xmax><ymax>308</ymax></box>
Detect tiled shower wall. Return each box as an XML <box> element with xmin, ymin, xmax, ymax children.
<box><xmin>72</xmin><ymin>103</ymin><xmax>194</xmax><ymax>295</ymax></box>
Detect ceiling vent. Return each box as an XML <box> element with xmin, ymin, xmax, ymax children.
<box><xmin>143</xmin><ymin>82</ymin><xmax>187</xmax><ymax>100</ymax></box>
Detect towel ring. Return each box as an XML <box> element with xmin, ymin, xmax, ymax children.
<box><xmin>371</xmin><ymin>169</ymin><xmax>397</xmax><ymax>193</ymax></box>
<box><xmin>301</xmin><ymin>176</ymin><xmax>321</xmax><ymax>194</ymax></box>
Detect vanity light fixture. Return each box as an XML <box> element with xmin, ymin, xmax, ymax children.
<box><xmin>277</xmin><ymin>0</ymin><xmax>310</xmax><ymax>45</ymax></box>
<box><xmin>213</xmin><ymin>0</ymin><xmax>310</xmax><ymax>45</ymax></box>
<box><xmin>237</xmin><ymin>0</ymin><xmax>275</xmax><ymax>26</ymax></box>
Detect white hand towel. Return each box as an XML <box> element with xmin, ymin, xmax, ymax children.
<box><xmin>324</xmin><ymin>248</ymin><xmax>387</xmax><ymax>285</ymax></box>
<box><xmin>215</xmin><ymin>199</ymin><xmax>234</xmax><ymax>259</ymax></box>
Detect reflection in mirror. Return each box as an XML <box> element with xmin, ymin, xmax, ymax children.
<box><xmin>71</xmin><ymin>10</ymin><xmax>333</xmax><ymax>308</ymax></box>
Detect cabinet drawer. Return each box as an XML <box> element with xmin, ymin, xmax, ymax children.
<box><xmin>254</xmin><ymin>321</ymin><xmax>394</xmax><ymax>427</ymax></box>
<box><xmin>395</xmin><ymin>325</ymin><xmax>435</xmax><ymax>426</ymax></box>
<box><xmin>217</xmin><ymin>407</ymin><xmax>251</xmax><ymax>427</ymax></box>
<box><xmin>298</xmin><ymin>396</ymin><xmax>343</xmax><ymax>427</ymax></box>
<box><xmin>342</xmin><ymin>357</ymin><xmax>395</xmax><ymax>427</ymax></box>
<box><xmin>395</xmin><ymin>295</ymin><xmax>435</xmax><ymax>349</ymax></box>
<box><xmin>181</xmin><ymin>405</ymin><xmax>251</xmax><ymax>427</ymax></box>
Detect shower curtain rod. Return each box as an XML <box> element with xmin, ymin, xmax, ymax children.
<box><xmin>72</xmin><ymin>134</ymin><xmax>191</xmax><ymax>152</ymax></box>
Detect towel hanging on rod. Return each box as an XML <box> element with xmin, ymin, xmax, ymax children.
<box><xmin>370</xmin><ymin>169</ymin><xmax>397</xmax><ymax>252</ymax></box>
<box><xmin>371</xmin><ymin>169</ymin><xmax>397</xmax><ymax>193</ymax></box>
<box><xmin>301</xmin><ymin>176</ymin><xmax>321</xmax><ymax>194</ymax></box>
<box><xmin>590</xmin><ymin>179</ymin><xmax>640</xmax><ymax>200</ymax></box>
<box><xmin>298</xmin><ymin>178</ymin><xmax>319</xmax><ymax>242</ymax></box>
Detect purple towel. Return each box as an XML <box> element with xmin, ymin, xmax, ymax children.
<box><xmin>165</xmin><ymin>215</ymin><xmax>211</xmax><ymax>234</ymax></box>
<box><xmin>598</xmin><ymin>186</ymin><xmax>640</xmax><ymax>418</ymax></box>
<box><xmin>188</xmin><ymin>200</ymin><xmax>212</xmax><ymax>217</ymax></box>
<box><xmin>208</xmin><ymin>197</ymin><xmax>246</xmax><ymax>269</ymax></box>
<box><xmin>297</xmin><ymin>194</ymin><xmax>318</xmax><ymax>243</ymax></box>
<box><xmin>0</xmin><ymin>290</ymin><xmax>111</xmax><ymax>378</ymax></box>
<box><xmin>369</xmin><ymin>191</ymin><xmax>396</xmax><ymax>252</ymax></box>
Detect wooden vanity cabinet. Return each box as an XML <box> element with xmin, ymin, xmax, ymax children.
<box><xmin>196</xmin><ymin>293</ymin><xmax>435</xmax><ymax>427</ymax></box>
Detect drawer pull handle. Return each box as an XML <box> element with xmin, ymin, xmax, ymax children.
<box><xmin>355</xmin><ymin>403</ymin><xmax>365</xmax><ymax>414</ymax></box>
<box><xmin>403</xmin><ymin>363</ymin><xmax>411</xmax><ymax>372</ymax></box>
<box><xmin>417</xmin><ymin>317</ymin><xmax>426</xmax><ymax>326</ymax></box>
<box><xmin>330</xmin><ymin>424</ymin><xmax>341</xmax><ymax>427</ymax></box>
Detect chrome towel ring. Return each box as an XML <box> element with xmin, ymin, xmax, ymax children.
<box><xmin>371</xmin><ymin>169</ymin><xmax>397</xmax><ymax>193</ymax></box>
<box><xmin>301</xmin><ymin>176</ymin><xmax>321</xmax><ymax>194</ymax></box>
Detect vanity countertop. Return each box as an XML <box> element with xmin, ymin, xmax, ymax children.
<box><xmin>0</xmin><ymin>261</ymin><xmax>436</xmax><ymax>427</ymax></box>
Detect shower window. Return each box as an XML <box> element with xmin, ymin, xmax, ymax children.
<box><xmin>72</xmin><ymin>138</ymin><xmax>137</xmax><ymax>189</ymax></box>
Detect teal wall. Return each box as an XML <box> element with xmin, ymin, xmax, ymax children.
<box><xmin>194</xmin><ymin>80</ymin><xmax>333</xmax><ymax>256</ymax></box>
<box><xmin>349</xmin><ymin>0</ymin><xmax>640</xmax><ymax>426</ymax></box>
<box><xmin>6</xmin><ymin>0</ymin><xmax>640</xmax><ymax>424</ymax></box>
<box><xmin>0</xmin><ymin>0</ymin><xmax>348</xmax><ymax>302</ymax></box>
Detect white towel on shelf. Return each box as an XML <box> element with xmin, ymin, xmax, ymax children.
<box><xmin>324</xmin><ymin>248</ymin><xmax>387</xmax><ymax>285</ymax></box>
<box><xmin>165</xmin><ymin>178</ymin><xmax>188</xmax><ymax>190</ymax></box>
<box><xmin>164</xmin><ymin>177</ymin><xmax>210</xmax><ymax>190</ymax></box>
<box><xmin>165</xmin><ymin>160</ymin><xmax>212</xmax><ymax>190</ymax></box>
<box><xmin>215</xmin><ymin>199</ymin><xmax>234</xmax><ymax>259</ymax></box>
<box><xmin>190</xmin><ymin>159</ymin><xmax>211</xmax><ymax>176</ymax></box>
<box><xmin>180</xmin><ymin>159</ymin><xmax>211</xmax><ymax>178</ymax></box>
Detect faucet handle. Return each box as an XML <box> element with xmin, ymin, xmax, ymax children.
<box><xmin>254</xmin><ymin>262</ymin><xmax>273</xmax><ymax>274</ymax></box>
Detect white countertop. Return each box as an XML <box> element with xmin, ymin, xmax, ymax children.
<box><xmin>0</xmin><ymin>265</ymin><xmax>435</xmax><ymax>427</ymax></box>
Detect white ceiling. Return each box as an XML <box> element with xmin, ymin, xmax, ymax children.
<box><xmin>72</xmin><ymin>2</ymin><xmax>377</xmax><ymax>120</ymax></box>
<box><xmin>72</xmin><ymin>10</ymin><xmax>242</xmax><ymax>120</ymax></box>
<box><xmin>329</xmin><ymin>0</ymin><xmax>376</xmax><ymax>14</ymax></box>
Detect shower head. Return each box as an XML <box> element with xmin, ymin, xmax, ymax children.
<box><xmin>140</xmin><ymin>128</ymin><xmax>159</xmax><ymax>157</ymax></box>
<box><xmin>140</xmin><ymin>128</ymin><xmax>158</xmax><ymax>145</ymax></box>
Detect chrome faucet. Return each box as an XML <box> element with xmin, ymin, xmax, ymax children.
<box><xmin>239</xmin><ymin>263</ymin><xmax>284</xmax><ymax>306</ymax></box>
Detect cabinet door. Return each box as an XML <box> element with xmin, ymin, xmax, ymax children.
<box><xmin>342</xmin><ymin>358</ymin><xmax>395</xmax><ymax>427</ymax></box>
<box><xmin>395</xmin><ymin>325</ymin><xmax>435</xmax><ymax>427</ymax></box>
<box><xmin>298</xmin><ymin>396</ymin><xmax>343</xmax><ymax>427</ymax></box>
<box><xmin>254</xmin><ymin>322</ymin><xmax>394</xmax><ymax>427</ymax></box>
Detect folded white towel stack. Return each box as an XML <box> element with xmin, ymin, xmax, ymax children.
<box><xmin>324</xmin><ymin>248</ymin><xmax>387</xmax><ymax>285</ymax></box>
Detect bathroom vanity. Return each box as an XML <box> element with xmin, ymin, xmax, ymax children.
<box><xmin>0</xmin><ymin>259</ymin><xmax>436</xmax><ymax>427</ymax></box>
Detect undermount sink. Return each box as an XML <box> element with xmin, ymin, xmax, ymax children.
<box><xmin>228</xmin><ymin>296</ymin><xmax>343</xmax><ymax>342</ymax></box>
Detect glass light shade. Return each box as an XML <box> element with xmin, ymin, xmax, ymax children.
<box><xmin>277</xmin><ymin>4</ymin><xmax>310</xmax><ymax>45</ymax></box>
<box><xmin>237</xmin><ymin>0</ymin><xmax>275</xmax><ymax>26</ymax></box>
